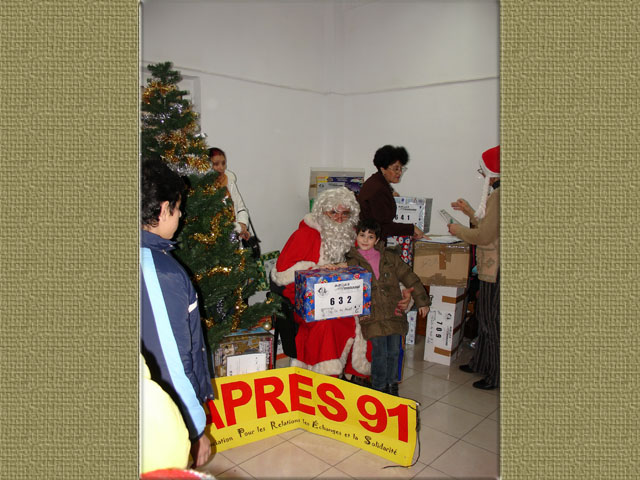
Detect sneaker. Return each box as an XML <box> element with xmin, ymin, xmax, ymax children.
<box><xmin>389</xmin><ymin>383</ymin><xmax>399</xmax><ymax>396</ymax></box>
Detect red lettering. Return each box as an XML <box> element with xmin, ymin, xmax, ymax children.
<box><xmin>206</xmin><ymin>399</ymin><xmax>226</xmax><ymax>429</ymax></box>
<box><xmin>317</xmin><ymin>382</ymin><xmax>347</xmax><ymax>422</ymax></box>
<box><xmin>387</xmin><ymin>404</ymin><xmax>409</xmax><ymax>442</ymax></box>
<box><xmin>221</xmin><ymin>381</ymin><xmax>252</xmax><ymax>427</ymax></box>
<box><xmin>254</xmin><ymin>376</ymin><xmax>288</xmax><ymax>418</ymax></box>
<box><xmin>357</xmin><ymin>395</ymin><xmax>387</xmax><ymax>433</ymax></box>
<box><xmin>289</xmin><ymin>373</ymin><xmax>314</xmax><ymax>415</ymax></box>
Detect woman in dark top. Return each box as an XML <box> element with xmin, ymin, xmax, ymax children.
<box><xmin>358</xmin><ymin>145</ymin><xmax>427</xmax><ymax>241</ymax></box>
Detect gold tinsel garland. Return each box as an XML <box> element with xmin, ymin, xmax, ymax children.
<box><xmin>230</xmin><ymin>286</ymin><xmax>248</xmax><ymax>331</ymax></box>
<box><xmin>193</xmin><ymin>265</ymin><xmax>233</xmax><ymax>282</ymax></box>
<box><xmin>237</xmin><ymin>251</ymin><xmax>246</xmax><ymax>272</ymax></box>
<box><xmin>142</xmin><ymin>81</ymin><xmax>177</xmax><ymax>104</ymax></box>
<box><xmin>191</xmin><ymin>206</ymin><xmax>235</xmax><ymax>246</ymax></box>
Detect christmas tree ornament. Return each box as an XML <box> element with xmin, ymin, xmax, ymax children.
<box><xmin>261</xmin><ymin>317</ymin><xmax>273</xmax><ymax>331</ymax></box>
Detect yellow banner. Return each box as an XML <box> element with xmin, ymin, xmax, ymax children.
<box><xmin>205</xmin><ymin>367</ymin><xmax>417</xmax><ymax>466</ymax></box>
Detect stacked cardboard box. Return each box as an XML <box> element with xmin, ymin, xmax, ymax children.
<box><xmin>423</xmin><ymin>286</ymin><xmax>466</xmax><ymax>365</ymax></box>
<box><xmin>413</xmin><ymin>239</ymin><xmax>470</xmax><ymax>287</ymax></box>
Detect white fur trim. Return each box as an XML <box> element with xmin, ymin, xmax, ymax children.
<box><xmin>271</xmin><ymin>260</ymin><xmax>317</xmax><ymax>286</ymax></box>
<box><xmin>291</xmin><ymin>337</ymin><xmax>355</xmax><ymax>376</ymax></box>
<box><xmin>474</xmin><ymin>176</ymin><xmax>491</xmax><ymax>220</ymax></box>
<box><xmin>303</xmin><ymin>213</ymin><xmax>320</xmax><ymax>231</ymax></box>
<box><xmin>349</xmin><ymin>317</ymin><xmax>371</xmax><ymax>376</ymax></box>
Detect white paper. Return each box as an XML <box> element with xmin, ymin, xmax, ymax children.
<box><xmin>226</xmin><ymin>353</ymin><xmax>267</xmax><ymax>376</ymax></box>
<box><xmin>418</xmin><ymin>235</ymin><xmax>461</xmax><ymax>244</ymax></box>
<box><xmin>438</xmin><ymin>209</ymin><xmax>463</xmax><ymax>226</ymax></box>
<box><xmin>314</xmin><ymin>279</ymin><xmax>363</xmax><ymax>320</ymax></box>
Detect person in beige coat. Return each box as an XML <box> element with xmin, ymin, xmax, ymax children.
<box><xmin>448</xmin><ymin>145</ymin><xmax>500</xmax><ymax>390</ymax></box>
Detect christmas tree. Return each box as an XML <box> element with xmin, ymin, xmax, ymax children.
<box><xmin>141</xmin><ymin>61</ymin><xmax>281</xmax><ymax>349</ymax></box>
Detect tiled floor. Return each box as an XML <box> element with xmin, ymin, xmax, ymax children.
<box><xmin>200</xmin><ymin>336</ymin><xmax>500</xmax><ymax>479</ymax></box>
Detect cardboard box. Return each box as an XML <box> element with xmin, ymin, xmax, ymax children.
<box><xmin>295</xmin><ymin>266</ymin><xmax>372</xmax><ymax>322</ymax></box>
<box><xmin>393</xmin><ymin>196</ymin><xmax>432</xmax><ymax>232</ymax></box>
<box><xmin>317</xmin><ymin>176</ymin><xmax>364</xmax><ymax>196</ymax></box>
<box><xmin>413</xmin><ymin>239</ymin><xmax>470</xmax><ymax>287</ymax></box>
<box><xmin>429</xmin><ymin>285</ymin><xmax>466</xmax><ymax>311</ymax></box>
<box><xmin>308</xmin><ymin>167</ymin><xmax>365</xmax><ymax>210</ymax></box>
<box><xmin>214</xmin><ymin>331</ymin><xmax>274</xmax><ymax>377</ymax></box>
<box><xmin>423</xmin><ymin>309</ymin><xmax>463</xmax><ymax>365</ymax></box>
<box><xmin>387</xmin><ymin>236</ymin><xmax>414</xmax><ymax>266</ymax></box>
<box><xmin>405</xmin><ymin>310</ymin><xmax>417</xmax><ymax>345</ymax></box>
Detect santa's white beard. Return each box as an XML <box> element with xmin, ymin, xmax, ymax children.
<box><xmin>316</xmin><ymin>214</ymin><xmax>356</xmax><ymax>264</ymax></box>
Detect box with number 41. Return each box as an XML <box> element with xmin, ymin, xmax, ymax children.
<box><xmin>294</xmin><ymin>266</ymin><xmax>372</xmax><ymax>323</ymax></box>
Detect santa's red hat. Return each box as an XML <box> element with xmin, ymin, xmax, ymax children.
<box><xmin>475</xmin><ymin>145</ymin><xmax>500</xmax><ymax>219</ymax></box>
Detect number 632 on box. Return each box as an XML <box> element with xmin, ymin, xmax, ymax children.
<box><xmin>314</xmin><ymin>279</ymin><xmax>364</xmax><ymax>320</ymax></box>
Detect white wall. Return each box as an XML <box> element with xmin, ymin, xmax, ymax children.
<box><xmin>141</xmin><ymin>0</ymin><xmax>499</xmax><ymax>254</ymax></box>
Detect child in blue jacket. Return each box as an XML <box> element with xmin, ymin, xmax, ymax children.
<box><xmin>140</xmin><ymin>158</ymin><xmax>215</xmax><ymax>468</ymax></box>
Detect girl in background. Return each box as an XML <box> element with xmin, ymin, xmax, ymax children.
<box><xmin>209</xmin><ymin>147</ymin><xmax>250</xmax><ymax>241</ymax></box>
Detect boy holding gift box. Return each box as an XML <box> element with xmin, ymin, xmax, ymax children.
<box><xmin>344</xmin><ymin>219</ymin><xmax>430</xmax><ymax>395</ymax></box>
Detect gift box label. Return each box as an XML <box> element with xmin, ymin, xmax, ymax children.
<box><xmin>215</xmin><ymin>332</ymin><xmax>274</xmax><ymax>377</ymax></box>
<box><xmin>393</xmin><ymin>196</ymin><xmax>432</xmax><ymax>232</ymax></box>
<box><xmin>314</xmin><ymin>278</ymin><xmax>364</xmax><ymax>320</ymax></box>
<box><xmin>423</xmin><ymin>309</ymin><xmax>462</xmax><ymax>365</ymax></box>
<box><xmin>295</xmin><ymin>266</ymin><xmax>372</xmax><ymax>322</ymax></box>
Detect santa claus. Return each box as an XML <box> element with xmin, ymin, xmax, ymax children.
<box><xmin>271</xmin><ymin>187</ymin><xmax>371</xmax><ymax>377</ymax></box>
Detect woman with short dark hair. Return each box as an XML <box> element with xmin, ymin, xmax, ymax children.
<box><xmin>358</xmin><ymin>145</ymin><xmax>426</xmax><ymax>241</ymax></box>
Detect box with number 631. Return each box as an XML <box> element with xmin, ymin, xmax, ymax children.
<box><xmin>294</xmin><ymin>266</ymin><xmax>372</xmax><ymax>323</ymax></box>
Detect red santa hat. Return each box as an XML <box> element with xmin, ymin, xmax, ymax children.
<box><xmin>474</xmin><ymin>145</ymin><xmax>500</xmax><ymax>220</ymax></box>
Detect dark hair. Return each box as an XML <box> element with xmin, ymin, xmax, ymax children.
<box><xmin>373</xmin><ymin>145</ymin><xmax>409</xmax><ymax>171</ymax></box>
<box><xmin>141</xmin><ymin>158</ymin><xmax>185</xmax><ymax>227</ymax></box>
<box><xmin>208</xmin><ymin>147</ymin><xmax>226</xmax><ymax>159</ymax></box>
<box><xmin>356</xmin><ymin>218</ymin><xmax>381</xmax><ymax>239</ymax></box>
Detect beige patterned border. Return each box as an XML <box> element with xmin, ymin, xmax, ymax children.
<box><xmin>0</xmin><ymin>1</ymin><xmax>139</xmax><ymax>478</ymax></box>
<box><xmin>1</xmin><ymin>1</ymin><xmax>638</xmax><ymax>478</ymax></box>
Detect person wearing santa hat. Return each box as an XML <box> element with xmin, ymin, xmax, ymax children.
<box><xmin>447</xmin><ymin>145</ymin><xmax>500</xmax><ymax>390</ymax></box>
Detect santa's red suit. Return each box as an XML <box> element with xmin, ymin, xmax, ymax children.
<box><xmin>271</xmin><ymin>213</ymin><xmax>371</xmax><ymax>377</ymax></box>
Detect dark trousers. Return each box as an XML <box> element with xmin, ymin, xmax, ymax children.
<box><xmin>370</xmin><ymin>334</ymin><xmax>401</xmax><ymax>391</ymax></box>
<box><xmin>469</xmin><ymin>273</ymin><xmax>500</xmax><ymax>386</ymax></box>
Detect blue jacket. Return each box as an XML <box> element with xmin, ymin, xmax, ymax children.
<box><xmin>140</xmin><ymin>230</ymin><xmax>215</xmax><ymax>441</ymax></box>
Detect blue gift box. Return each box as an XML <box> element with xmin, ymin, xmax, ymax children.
<box><xmin>294</xmin><ymin>266</ymin><xmax>372</xmax><ymax>322</ymax></box>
